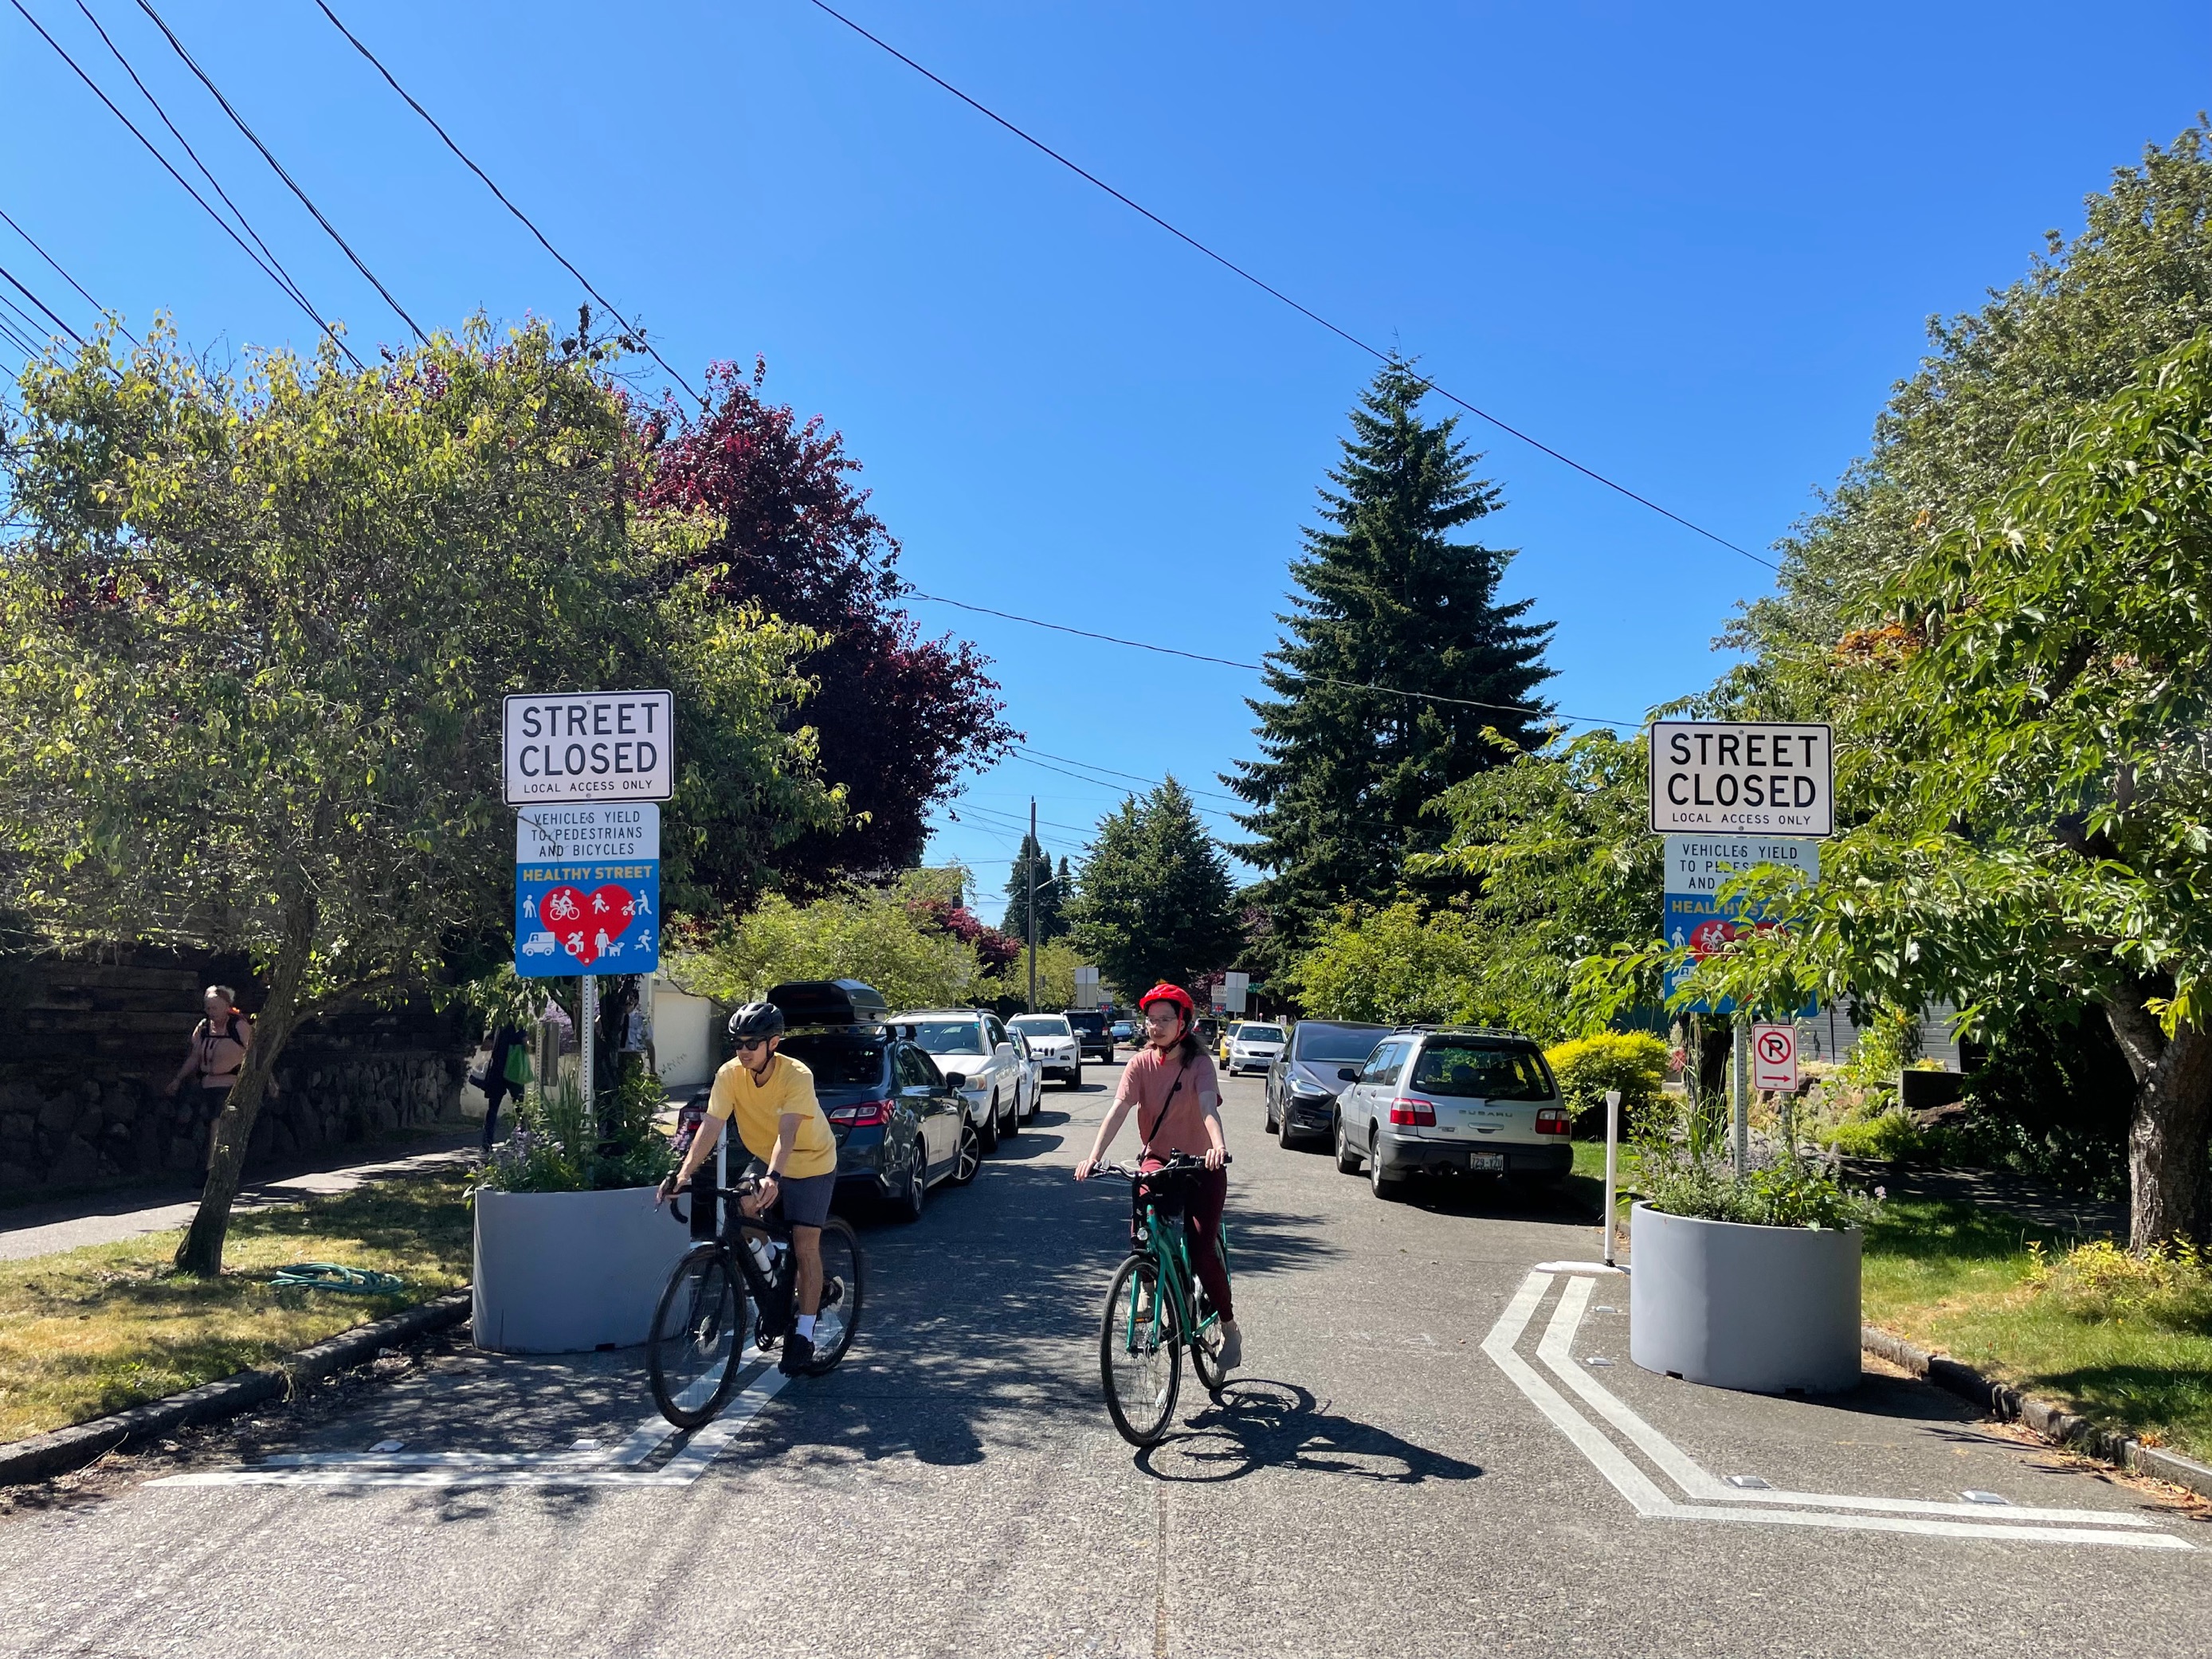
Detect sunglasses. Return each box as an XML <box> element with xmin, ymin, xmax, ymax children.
<box><xmin>735</xmin><ymin>1037</ymin><xmax>772</xmax><ymax>1053</ymax></box>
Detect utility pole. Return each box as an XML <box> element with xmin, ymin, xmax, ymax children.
<box><xmin>1026</xmin><ymin>797</ymin><xmax>1039</xmax><ymax>1014</ymax></box>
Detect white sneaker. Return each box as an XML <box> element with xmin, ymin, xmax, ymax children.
<box><xmin>1216</xmin><ymin>1320</ymin><xmax>1243</xmax><ymax>1371</ymax></box>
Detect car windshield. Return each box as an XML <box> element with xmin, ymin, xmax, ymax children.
<box><xmin>1237</xmin><ymin>1025</ymin><xmax>1285</xmax><ymax>1042</ymax></box>
<box><xmin>1410</xmin><ymin>1043</ymin><xmax>1553</xmax><ymax>1100</ymax></box>
<box><xmin>908</xmin><ymin>1018</ymin><xmax>988</xmax><ymax>1057</ymax></box>
<box><xmin>776</xmin><ymin>1032</ymin><xmax>888</xmax><ymax>1088</ymax></box>
<box><xmin>1293</xmin><ymin>1025</ymin><xmax>1388</xmax><ymax>1063</ymax></box>
<box><xmin>1010</xmin><ymin>1015</ymin><xmax>1072</xmax><ymax>1036</ymax></box>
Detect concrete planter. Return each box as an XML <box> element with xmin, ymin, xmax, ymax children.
<box><xmin>472</xmin><ymin>1186</ymin><xmax>692</xmax><ymax>1354</ymax></box>
<box><xmin>1628</xmin><ymin>1202</ymin><xmax>1861</xmax><ymax>1394</ymax></box>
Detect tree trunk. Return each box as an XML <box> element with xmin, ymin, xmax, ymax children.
<box><xmin>174</xmin><ymin>896</ymin><xmax>319</xmax><ymax>1277</ymax></box>
<box><xmin>2098</xmin><ymin>988</ymin><xmax>2212</xmax><ymax>1250</ymax></box>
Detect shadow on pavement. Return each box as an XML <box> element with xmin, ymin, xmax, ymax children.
<box><xmin>1135</xmin><ymin>1378</ymin><xmax>1484</xmax><ymax>1486</ymax></box>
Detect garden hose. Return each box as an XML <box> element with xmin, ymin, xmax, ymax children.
<box><xmin>270</xmin><ymin>1262</ymin><xmax>406</xmax><ymax>1296</ymax></box>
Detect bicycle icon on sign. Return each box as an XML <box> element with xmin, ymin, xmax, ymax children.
<box><xmin>544</xmin><ymin>892</ymin><xmax>581</xmax><ymax>921</ymax></box>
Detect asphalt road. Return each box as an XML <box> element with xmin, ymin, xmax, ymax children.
<box><xmin>2</xmin><ymin>1062</ymin><xmax>2206</xmax><ymax>1658</ymax></box>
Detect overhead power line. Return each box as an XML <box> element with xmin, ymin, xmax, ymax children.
<box><xmin>131</xmin><ymin>0</ymin><xmax>426</xmax><ymax>343</ymax></box>
<box><xmin>73</xmin><ymin>0</ymin><xmax>316</xmax><ymax>339</ymax></box>
<box><xmin>1002</xmin><ymin>749</ymin><xmax>1247</xmax><ymax>829</ymax></box>
<box><xmin>6</xmin><ymin>0</ymin><xmax>359</xmax><ymax>363</ymax></box>
<box><xmin>0</xmin><ymin>205</ymin><xmax>137</xmax><ymax>346</ymax></box>
<box><xmin>803</xmin><ymin>0</ymin><xmax>1780</xmax><ymax>576</ymax></box>
<box><xmin>308</xmin><ymin>0</ymin><xmax>704</xmax><ymax>407</ymax></box>
<box><xmin>1014</xmin><ymin>745</ymin><xmax>1245</xmax><ymax>806</ymax></box>
<box><xmin>0</xmin><ymin>258</ymin><xmax>84</xmax><ymax>346</ymax></box>
<box><xmin>906</xmin><ymin>590</ymin><xmax>1637</xmax><ymax>728</ymax></box>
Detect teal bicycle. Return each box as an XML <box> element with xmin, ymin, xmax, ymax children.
<box><xmin>1094</xmin><ymin>1154</ymin><xmax>1235</xmax><ymax>1446</ymax></box>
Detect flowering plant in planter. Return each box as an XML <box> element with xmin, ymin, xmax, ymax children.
<box><xmin>1635</xmin><ymin>1135</ymin><xmax>1883</xmax><ymax>1231</ymax></box>
<box><xmin>475</xmin><ymin>1067</ymin><xmax>673</xmax><ymax>1196</ymax></box>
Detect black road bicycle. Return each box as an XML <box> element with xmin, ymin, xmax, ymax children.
<box><xmin>1092</xmin><ymin>1154</ymin><xmax>1234</xmax><ymax>1446</ymax></box>
<box><xmin>651</xmin><ymin>1173</ymin><xmax>865</xmax><ymax>1429</ymax></box>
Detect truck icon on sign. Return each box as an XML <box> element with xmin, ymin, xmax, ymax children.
<box><xmin>521</xmin><ymin>931</ymin><xmax>558</xmax><ymax>959</ymax></box>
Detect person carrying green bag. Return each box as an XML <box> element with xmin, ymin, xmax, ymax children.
<box><xmin>477</xmin><ymin>1024</ymin><xmax>530</xmax><ymax>1155</ymax></box>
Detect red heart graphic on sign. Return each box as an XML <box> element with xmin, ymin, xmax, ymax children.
<box><xmin>535</xmin><ymin>884</ymin><xmax>641</xmax><ymax>967</ymax></box>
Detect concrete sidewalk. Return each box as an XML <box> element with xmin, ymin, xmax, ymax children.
<box><xmin>0</xmin><ymin>1131</ymin><xmax>480</xmax><ymax>1263</ymax></box>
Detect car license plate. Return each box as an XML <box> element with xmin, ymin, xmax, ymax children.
<box><xmin>1469</xmin><ymin>1151</ymin><xmax>1505</xmax><ymax>1172</ymax></box>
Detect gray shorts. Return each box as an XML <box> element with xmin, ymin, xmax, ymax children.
<box><xmin>749</xmin><ymin>1163</ymin><xmax>834</xmax><ymax>1228</ymax></box>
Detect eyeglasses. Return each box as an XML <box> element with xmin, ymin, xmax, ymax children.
<box><xmin>735</xmin><ymin>1037</ymin><xmax>771</xmax><ymax>1053</ymax></box>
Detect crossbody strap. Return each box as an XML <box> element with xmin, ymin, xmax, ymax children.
<box><xmin>1140</xmin><ymin>1059</ymin><xmax>1190</xmax><ymax>1155</ymax></box>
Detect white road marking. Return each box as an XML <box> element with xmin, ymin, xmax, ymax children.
<box><xmin>147</xmin><ymin>1350</ymin><xmax>787</xmax><ymax>1490</ymax></box>
<box><xmin>1487</xmin><ymin>1269</ymin><xmax>2188</xmax><ymax>1550</ymax></box>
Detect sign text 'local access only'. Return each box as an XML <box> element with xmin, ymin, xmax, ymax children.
<box><xmin>1648</xmin><ymin>721</ymin><xmax>1832</xmax><ymax>837</ymax></box>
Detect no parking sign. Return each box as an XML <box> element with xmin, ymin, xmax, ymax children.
<box><xmin>1751</xmin><ymin>1022</ymin><xmax>1798</xmax><ymax>1092</ymax></box>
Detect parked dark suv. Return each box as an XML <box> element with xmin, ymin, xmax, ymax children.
<box><xmin>763</xmin><ymin>980</ymin><xmax>977</xmax><ymax>1219</ymax></box>
<box><xmin>1065</xmin><ymin>1008</ymin><xmax>1115</xmax><ymax>1062</ymax></box>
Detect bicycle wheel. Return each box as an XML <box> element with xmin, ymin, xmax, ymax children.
<box><xmin>806</xmin><ymin>1217</ymin><xmax>866</xmax><ymax>1374</ymax></box>
<box><xmin>1100</xmin><ymin>1253</ymin><xmax>1181</xmax><ymax>1446</ymax></box>
<box><xmin>649</xmin><ymin>1245</ymin><xmax>744</xmax><ymax>1430</ymax></box>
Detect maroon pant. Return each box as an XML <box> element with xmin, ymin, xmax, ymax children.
<box><xmin>1138</xmin><ymin>1162</ymin><xmax>1233</xmax><ymax>1323</ymax></box>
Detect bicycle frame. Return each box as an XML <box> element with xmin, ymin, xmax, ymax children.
<box><xmin>1127</xmin><ymin>1195</ymin><xmax>1229</xmax><ymax>1351</ymax></box>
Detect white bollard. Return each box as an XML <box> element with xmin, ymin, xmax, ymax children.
<box><xmin>1602</xmin><ymin>1088</ymin><xmax>1622</xmax><ymax>1268</ymax></box>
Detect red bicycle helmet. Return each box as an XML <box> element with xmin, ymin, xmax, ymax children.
<box><xmin>1137</xmin><ymin>982</ymin><xmax>1197</xmax><ymax>1023</ymax></box>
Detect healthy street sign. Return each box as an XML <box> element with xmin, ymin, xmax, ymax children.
<box><xmin>1648</xmin><ymin>720</ymin><xmax>1832</xmax><ymax>837</ymax></box>
<box><xmin>515</xmin><ymin>804</ymin><xmax>660</xmax><ymax>979</ymax></box>
<box><xmin>503</xmin><ymin>690</ymin><xmax>674</xmax><ymax>806</ymax></box>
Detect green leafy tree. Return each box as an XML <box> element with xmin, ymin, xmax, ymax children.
<box><xmin>1227</xmin><ymin>357</ymin><xmax>1554</xmax><ymax>971</ymax></box>
<box><xmin>1288</xmin><ymin>900</ymin><xmax>1485</xmax><ymax>1026</ymax></box>
<box><xmin>1735</xmin><ymin>124</ymin><xmax>2212</xmax><ymax>676</ymax></box>
<box><xmin>0</xmin><ymin>321</ymin><xmax>836</xmax><ymax>1273</ymax></box>
<box><xmin>1070</xmin><ymin>778</ymin><xmax>1241</xmax><ymax>996</ymax></box>
<box><xmin>1630</xmin><ymin>336</ymin><xmax>2212</xmax><ymax>1248</ymax></box>
<box><xmin>982</xmin><ymin>938</ymin><xmax>1084</xmax><ymax>1010</ymax></box>
<box><xmin>1002</xmin><ymin>830</ymin><xmax>1067</xmax><ymax>944</ymax></box>
<box><xmin>674</xmin><ymin>869</ymin><xmax>986</xmax><ymax>1014</ymax></box>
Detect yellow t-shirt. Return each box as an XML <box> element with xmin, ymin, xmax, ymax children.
<box><xmin>706</xmin><ymin>1053</ymin><xmax>837</xmax><ymax>1179</ymax></box>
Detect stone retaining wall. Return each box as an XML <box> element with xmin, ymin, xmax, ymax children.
<box><xmin>0</xmin><ymin>951</ymin><xmax>466</xmax><ymax>1196</ymax></box>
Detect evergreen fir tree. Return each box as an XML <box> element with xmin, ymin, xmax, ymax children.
<box><xmin>1226</xmin><ymin>358</ymin><xmax>1554</xmax><ymax>970</ymax></box>
<box><xmin>1070</xmin><ymin>779</ymin><xmax>1242</xmax><ymax>995</ymax></box>
<box><xmin>1002</xmin><ymin>831</ymin><xmax>1068</xmax><ymax>943</ymax></box>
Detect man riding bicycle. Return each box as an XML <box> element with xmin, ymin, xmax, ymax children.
<box><xmin>658</xmin><ymin>1000</ymin><xmax>837</xmax><ymax>1375</ymax></box>
<box><xmin>1074</xmin><ymin>982</ymin><xmax>1242</xmax><ymax>1371</ymax></box>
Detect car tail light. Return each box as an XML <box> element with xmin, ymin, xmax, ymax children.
<box><xmin>1535</xmin><ymin>1107</ymin><xmax>1571</xmax><ymax>1135</ymax></box>
<box><xmin>827</xmin><ymin>1099</ymin><xmax>894</xmax><ymax>1128</ymax></box>
<box><xmin>1389</xmin><ymin>1097</ymin><xmax>1436</xmax><ymax>1127</ymax></box>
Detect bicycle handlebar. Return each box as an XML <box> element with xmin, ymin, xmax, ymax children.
<box><xmin>1090</xmin><ymin>1153</ymin><xmax>1232</xmax><ymax>1182</ymax></box>
<box><xmin>663</xmin><ymin>1171</ymin><xmax>768</xmax><ymax>1227</ymax></box>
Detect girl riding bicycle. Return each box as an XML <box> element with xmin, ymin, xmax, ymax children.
<box><xmin>1074</xmin><ymin>982</ymin><xmax>1242</xmax><ymax>1371</ymax></box>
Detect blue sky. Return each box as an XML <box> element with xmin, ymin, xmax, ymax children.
<box><xmin>6</xmin><ymin>1</ymin><xmax>2206</xmax><ymax>924</ymax></box>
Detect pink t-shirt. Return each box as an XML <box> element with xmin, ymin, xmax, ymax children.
<box><xmin>1115</xmin><ymin>1046</ymin><xmax>1221</xmax><ymax>1159</ymax></box>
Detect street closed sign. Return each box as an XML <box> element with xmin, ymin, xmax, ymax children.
<box><xmin>503</xmin><ymin>690</ymin><xmax>673</xmax><ymax>805</ymax></box>
<box><xmin>1649</xmin><ymin>721</ymin><xmax>1832</xmax><ymax>837</ymax></box>
<box><xmin>1751</xmin><ymin>1023</ymin><xmax>1798</xmax><ymax>1092</ymax></box>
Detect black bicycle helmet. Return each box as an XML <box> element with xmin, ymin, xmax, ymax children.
<box><xmin>727</xmin><ymin>1000</ymin><xmax>785</xmax><ymax>1043</ymax></box>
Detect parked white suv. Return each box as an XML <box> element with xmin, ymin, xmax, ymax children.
<box><xmin>1009</xmin><ymin>1013</ymin><xmax>1083</xmax><ymax>1092</ymax></box>
<box><xmin>1225</xmin><ymin>1021</ymin><xmax>1287</xmax><ymax>1076</ymax></box>
<box><xmin>1332</xmin><ymin>1028</ymin><xmax>1571</xmax><ymax>1201</ymax></box>
<box><xmin>896</xmin><ymin>1010</ymin><xmax>1027</xmax><ymax>1151</ymax></box>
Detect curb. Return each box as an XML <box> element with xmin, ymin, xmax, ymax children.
<box><xmin>1862</xmin><ymin>1324</ymin><xmax>2212</xmax><ymax>1501</ymax></box>
<box><xmin>0</xmin><ymin>1289</ymin><xmax>473</xmax><ymax>1488</ymax></box>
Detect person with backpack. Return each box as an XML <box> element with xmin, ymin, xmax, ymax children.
<box><xmin>163</xmin><ymin>985</ymin><xmax>257</xmax><ymax>1180</ymax></box>
<box><xmin>1073</xmin><ymin>982</ymin><xmax>1242</xmax><ymax>1371</ymax></box>
<box><xmin>476</xmin><ymin>1023</ymin><xmax>528</xmax><ymax>1155</ymax></box>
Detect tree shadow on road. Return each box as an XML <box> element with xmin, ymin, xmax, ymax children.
<box><xmin>1133</xmin><ymin>1378</ymin><xmax>1484</xmax><ymax>1486</ymax></box>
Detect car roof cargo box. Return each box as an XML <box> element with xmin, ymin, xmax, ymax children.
<box><xmin>767</xmin><ymin>979</ymin><xmax>889</xmax><ymax>1028</ymax></box>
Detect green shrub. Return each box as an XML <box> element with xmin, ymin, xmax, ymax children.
<box><xmin>1545</xmin><ymin>1032</ymin><xmax>1669</xmax><ymax>1132</ymax></box>
<box><xmin>1634</xmin><ymin>1137</ymin><xmax>1881</xmax><ymax>1231</ymax></box>
<box><xmin>1826</xmin><ymin>1109</ymin><xmax>1932</xmax><ymax>1162</ymax></box>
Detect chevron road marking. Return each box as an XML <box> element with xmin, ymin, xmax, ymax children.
<box><xmin>1484</xmin><ymin>1271</ymin><xmax>2189</xmax><ymax>1551</ymax></box>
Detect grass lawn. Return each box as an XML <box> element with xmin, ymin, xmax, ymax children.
<box><xmin>1863</xmin><ymin>1196</ymin><xmax>2212</xmax><ymax>1464</ymax></box>
<box><xmin>0</xmin><ymin>1170</ymin><xmax>474</xmax><ymax>1445</ymax></box>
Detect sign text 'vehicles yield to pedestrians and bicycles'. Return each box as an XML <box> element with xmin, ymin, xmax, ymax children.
<box><xmin>503</xmin><ymin>690</ymin><xmax>674</xmax><ymax>804</ymax></box>
<box><xmin>1647</xmin><ymin>720</ymin><xmax>1833</xmax><ymax>837</ymax></box>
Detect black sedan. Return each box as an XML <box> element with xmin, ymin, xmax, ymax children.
<box><xmin>779</xmin><ymin>1026</ymin><xmax>978</xmax><ymax>1220</ymax></box>
<box><xmin>1264</xmin><ymin>1019</ymin><xmax>1389</xmax><ymax>1147</ymax></box>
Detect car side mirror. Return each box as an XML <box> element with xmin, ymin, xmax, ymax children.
<box><xmin>1338</xmin><ymin>1066</ymin><xmax>1361</xmax><ymax>1082</ymax></box>
<box><xmin>943</xmin><ymin>1071</ymin><xmax>967</xmax><ymax>1090</ymax></box>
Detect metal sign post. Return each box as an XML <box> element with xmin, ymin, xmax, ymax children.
<box><xmin>1732</xmin><ymin>1017</ymin><xmax>1751</xmax><ymax>1174</ymax></box>
<box><xmin>1601</xmin><ymin>1088</ymin><xmax>1622</xmax><ymax>1267</ymax></box>
<box><xmin>578</xmin><ymin>975</ymin><xmax>597</xmax><ymax>1137</ymax></box>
